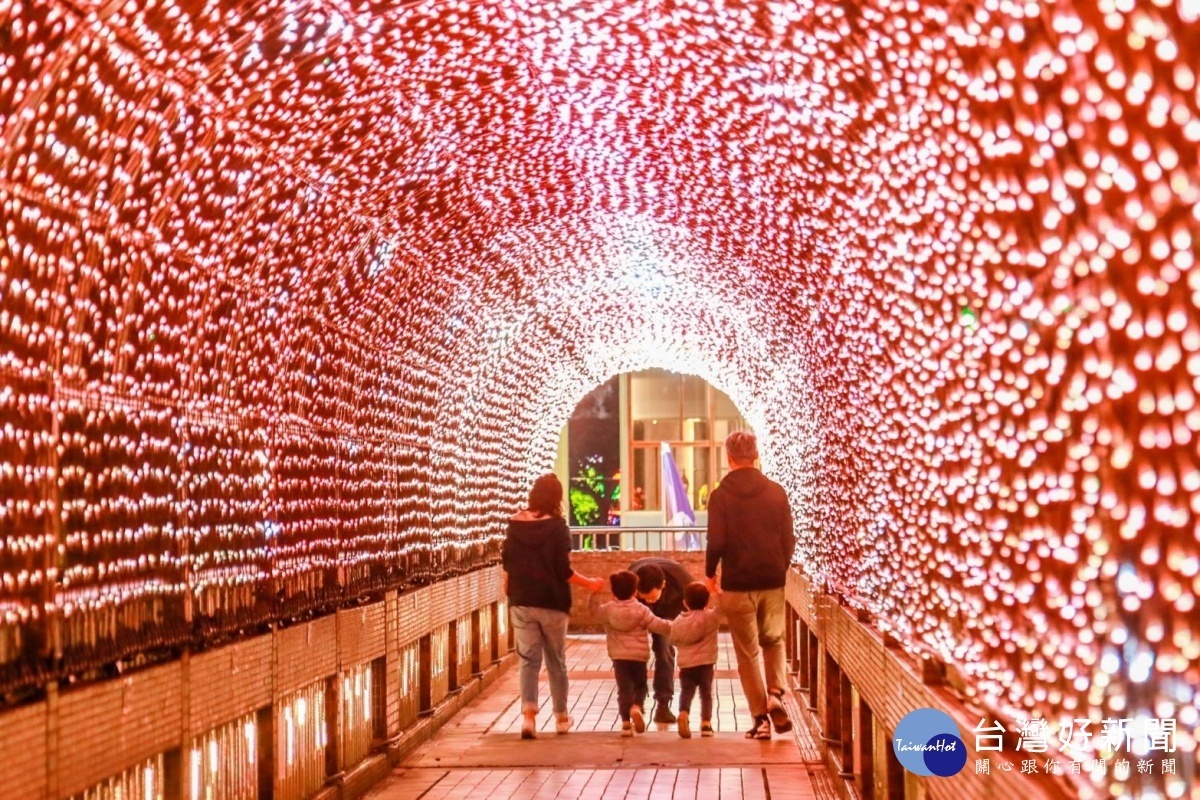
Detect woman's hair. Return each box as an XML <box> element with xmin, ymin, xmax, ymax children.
<box><xmin>610</xmin><ymin>570</ymin><xmax>639</xmax><ymax>600</ymax></box>
<box><xmin>725</xmin><ymin>430</ymin><xmax>759</xmax><ymax>464</ymax></box>
<box><xmin>527</xmin><ymin>473</ymin><xmax>564</xmax><ymax>518</ymax></box>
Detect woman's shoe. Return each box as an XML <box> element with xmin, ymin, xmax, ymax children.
<box><xmin>521</xmin><ymin>713</ymin><xmax>537</xmax><ymax>740</ymax></box>
<box><xmin>745</xmin><ymin>715</ymin><xmax>772</xmax><ymax>739</ymax></box>
<box><xmin>621</xmin><ymin>721</ymin><xmax>634</xmax><ymax>737</ymax></box>
<box><xmin>630</xmin><ymin>705</ymin><xmax>646</xmax><ymax>734</ymax></box>
<box><xmin>678</xmin><ymin>711</ymin><xmax>692</xmax><ymax>739</ymax></box>
<box><xmin>555</xmin><ymin>714</ymin><xmax>572</xmax><ymax>734</ymax></box>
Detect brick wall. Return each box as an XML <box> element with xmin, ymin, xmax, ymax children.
<box><xmin>57</xmin><ymin>663</ymin><xmax>182</xmax><ymax>797</ymax></box>
<box><xmin>338</xmin><ymin>602</ymin><xmax>386</xmax><ymax>668</ymax></box>
<box><xmin>0</xmin><ymin>565</ymin><xmax>507</xmax><ymax>800</ymax></box>
<box><xmin>276</xmin><ymin>615</ymin><xmax>339</xmax><ymax>698</ymax></box>
<box><xmin>0</xmin><ymin>701</ymin><xmax>46</xmax><ymax>799</ymax></box>
<box><xmin>189</xmin><ymin>635</ymin><xmax>272</xmax><ymax>736</ymax></box>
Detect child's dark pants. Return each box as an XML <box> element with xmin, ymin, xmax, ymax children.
<box><xmin>613</xmin><ymin>660</ymin><xmax>649</xmax><ymax>721</ymax></box>
<box><xmin>678</xmin><ymin>664</ymin><xmax>714</xmax><ymax>720</ymax></box>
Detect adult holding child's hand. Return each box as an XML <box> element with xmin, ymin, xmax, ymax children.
<box><xmin>705</xmin><ymin>431</ymin><xmax>796</xmax><ymax>740</ymax></box>
<box><xmin>502</xmin><ymin>473</ymin><xmax>605</xmax><ymax>740</ymax></box>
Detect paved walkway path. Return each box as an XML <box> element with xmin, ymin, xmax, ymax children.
<box><xmin>367</xmin><ymin>634</ymin><xmax>835</xmax><ymax>799</ymax></box>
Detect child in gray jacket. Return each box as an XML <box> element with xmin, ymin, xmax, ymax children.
<box><xmin>590</xmin><ymin>570</ymin><xmax>672</xmax><ymax>736</ymax></box>
<box><xmin>668</xmin><ymin>582</ymin><xmax>722</xmax><ymax>738</ymax></box>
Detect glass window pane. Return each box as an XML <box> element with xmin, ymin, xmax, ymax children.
<box><xmin>713</xmin><ymin>388</ymin><xmax>740</xmax><ymax>417</ymax></box>
<box><xmin>681</xmin><ymin>375</ymin><xmax>706</xmax><ymax>418</ymax></box>
<box><xmin>681</xmin><ymin>416</ymin><xmax>708</xmax><ymax>442</ymax></box>
<box><xmin>632</xmin><ymin>446</ymin><xmax>660</xmax><ymax>510</ymax></box>
<box><xmin>671</xmin><ymin>444</ymin><xmax>711</xmax><ymax>511</ymax></box>
<box><xmin>634</xmin><ymin>418</ymin><xmax>681</xmax><ymax>441</ymax></box>
<box><xmin>631</xmin><ymin>369</ymin><xmax>681</xmax><ymax>442</ymax></box>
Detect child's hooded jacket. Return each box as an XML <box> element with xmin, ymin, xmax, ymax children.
<box><xmin>590</xmin><ymin>596</ymin><xmax>671</xmax><ymax>661</ymax></box>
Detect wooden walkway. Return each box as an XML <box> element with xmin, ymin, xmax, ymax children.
<box><xmin>367</xmin><ymin>635</ymin><xmax>834</xmax><ymax>800</ymax></box>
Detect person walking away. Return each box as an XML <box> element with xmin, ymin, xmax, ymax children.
<box><xmin>705</xmin><ymin>431</ymin><xmax>796</xmax><ymax>739</ymax></box>
<box><xmin>590</xmin><ymin>570</ymin><xmax>673</xmax><ymax>736</ymax></box>
<box><xmin>503</xmin><ymin>473</ymin><xmax>605</xmax><ymax>739</ymax></box>
<box><xmin>668</xmin><ymin>581</ymin><xmax>722</xmax><ymax>738</ymax></box>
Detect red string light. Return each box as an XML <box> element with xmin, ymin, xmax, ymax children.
<box><xmin>0</xmin><ymin>0</ymin><xmax>1197</xmax><ymax>794</ymax></box>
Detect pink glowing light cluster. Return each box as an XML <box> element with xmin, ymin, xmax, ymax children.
<box><xmin>0</xmin><ymin>0</ymin><xmax>1198</xmax><ymax>795</ymax></box>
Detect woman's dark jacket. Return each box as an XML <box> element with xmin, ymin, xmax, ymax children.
<box><xmin>502</xmin><ymin>512</ymin><xmax>575</xmax><ymax>613</ymax></box>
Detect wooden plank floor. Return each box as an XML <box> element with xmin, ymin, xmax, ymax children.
<box><xmin>367</xmin><ymin>635</ymin><xmax>832</xmax><ymax>800</ymax></box>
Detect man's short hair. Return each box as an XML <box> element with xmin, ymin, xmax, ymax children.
<box><xmin>683</xmin><ymin>582</ymin><xmax>710</xmax><ymax>610</ymax></box>
<box><xmin>725</xmin><ymin>430</ymin><xmax>758</xmax><ymax>464</ymax></box>
<box><xmin>635</xmin><ymin>563</ymin><xmax>665</xmax><ymax>593</ymax></box>
<box><xmin>610</xmin><ymin>570</ymin><xmax>639</xmax><ymax>600</ymax></box>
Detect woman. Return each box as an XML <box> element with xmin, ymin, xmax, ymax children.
<box><xmin>502</xmin><ymin>473</ymin><xmax>605</xmax><ymax>738</ymax></box>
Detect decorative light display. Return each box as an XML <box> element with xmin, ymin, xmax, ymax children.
<box><xmin>0</xmin><ymin>0</ymin><xmax>1197</xmax><ymax>796</ymax></box>
<box><xmin>279</xmin><ymin>683</ymin><xmax>327</xmax><ymax>800</ymax></box>
<box><xmin>341</xmin><ymin>661</ymin><xmax>375</xmax><ymax>768</ymax></box>
<box><xmin>189</xmin><ymin>714</ymin><xmax>258</xmax><ymax>800</ymax></box>
<box><xmin>70</xmin><ymin>753</ymin><xmax>165</xmax><ymax>800</ymax></box>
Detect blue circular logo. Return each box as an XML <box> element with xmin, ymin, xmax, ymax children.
<box><xmin>893</xmin><ymin>709</ymin><xmax>967</xmax><ymax>777</ymax></box>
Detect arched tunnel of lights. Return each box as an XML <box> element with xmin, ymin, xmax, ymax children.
<box><xmin>0</xmin><ymin>0</ymin><xmax>1197</xmax><ymax>796</ymax></box>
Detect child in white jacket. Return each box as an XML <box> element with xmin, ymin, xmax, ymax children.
<box><xmin>668</xmin><ymin>582</ymin><xmax>722</xmax><ymax>738</ymax></box>
<box><xmin>590</xmin><ymin>570</ymin><xmax>672</xmax><ymax>736</ymax></box>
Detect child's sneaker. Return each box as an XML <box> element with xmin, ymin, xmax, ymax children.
<box><xmin>678</xmin><ymin>710</ymin><xmax>691</xmax><ymax>739</ymax></box>
<box><xmin>745</xmin><ymin>714</ymin><xmax>772</xmax><ymax>739</ymax></box>
<box><xmin>700</xmin><ymin>721</ymin><xmax>715</xmax><ymax>737</ymax></box>
<box><xmin>631</xmin><ymin>705</ymin><xmax>646</xmax><ymax>734</ymax></box>
<box><xmin>621</xmin><ymin>721</ymin><xmax>634</xmax><ymax>738</ymax></box>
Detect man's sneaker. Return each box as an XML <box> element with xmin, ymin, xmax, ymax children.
<box><xmin>631</xmin><ymin>705</ymin><xmax>646</xmax><ymax>734</ymax></box>
<box><xmin>745</xmin><ymin>715</ymin><xmax>772</xmax><ymax>739</ymax></box>
<box><xmin>767</xmin><ymin>693</ymin><xmax>793</xmax><ymax>734</ymax></box>
<box><xmin>700</xmin><ymin>721</ymin><xmax>715</xmax><ymax>737</ymax></box>
<box><xmin>621</xmin><ymin>721</ymin><xmax>634</xmax><ymax>737</ymax></box>
<box><xmin>678</xmin><ymin>711</ymin><xmax>691</xmax><ymax>739</ymax></box>
<box><xmin>654</xmin><ymin>704</ymin><xmax>677</xmax><ymax>725</ymax></box>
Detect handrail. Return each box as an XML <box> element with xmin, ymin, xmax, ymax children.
<box><xmin>568</xmin><ymin>526</ymin><xmax>707</xmax><ymax>552</ymax></box>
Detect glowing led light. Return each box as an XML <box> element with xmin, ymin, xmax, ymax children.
<box><xmin>0</xmin><ymin>0</ymin><xmax>1196</xmax><ymax>796</ymax></box>
<box><xmin>245</xmin><ymin>721</ymin><xmax>256</xmax><ymax>766</ymax></box>
<box><xmin>190</xmin><ymin>749</ymin><xmax>201</xmax><ymax>800</ymax></box>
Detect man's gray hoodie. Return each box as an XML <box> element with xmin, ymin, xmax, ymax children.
<box><xmin>590</xmin><ymin>596</ymin><xmax>671</xmax><ymax>661</ymax></box>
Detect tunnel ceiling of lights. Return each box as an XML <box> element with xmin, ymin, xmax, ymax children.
<box><xmin>1</xmin><ymin>0</ymin><xmax>1198</xmax><ymax>791</ymax></box>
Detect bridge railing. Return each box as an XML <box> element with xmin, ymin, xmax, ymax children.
<box><xmin>569</xmin><ymin>526</ymin><xmax>707</xmax><ymax>552</ymax></box>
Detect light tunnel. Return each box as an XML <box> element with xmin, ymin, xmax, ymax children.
<box><xmin>0</xmin><ymin>0</ymin><xmax>1198</xmax><ymax>797</ymax></box>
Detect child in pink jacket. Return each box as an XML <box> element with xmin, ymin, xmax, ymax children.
<box><xmin>668</xmin><ymin>582</ymin><xmax>722</xmax><ymax>738</ymax></box>
<box><xmin>590</xmin><ymin>570</ymin><xmax>672</xmax><ymax>736</ymax></box>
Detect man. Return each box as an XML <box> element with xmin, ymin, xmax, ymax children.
<box><xmin>705</xmin><ymin>430</ymin><xmax>796</xmax><ymax>739</ymax></box>
<box><xmin>630</xmin><ymin>557</ymin><xmax>694</xmax><ymax>725</ymax></box>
